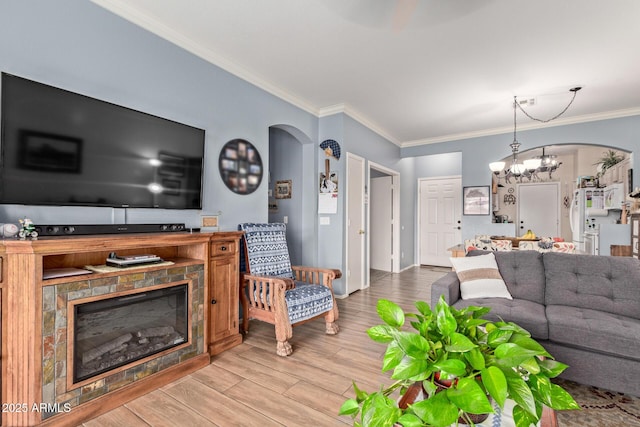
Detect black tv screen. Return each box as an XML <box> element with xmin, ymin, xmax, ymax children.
<box><xmin>0</xmin><ymin>73</ymin><xmax>205</xmax><ymax>209</ymax></box>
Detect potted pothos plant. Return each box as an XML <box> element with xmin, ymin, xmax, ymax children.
<box><xmin>339</xmin><ymin>296</ymin><xmax>579</xmax><ymax>427</ymax></box>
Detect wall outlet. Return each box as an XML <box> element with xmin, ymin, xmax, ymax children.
<box><xmin>201</xmin><ymin>216</ymin><xmax>219</xmax><ymax>227</ymax></box>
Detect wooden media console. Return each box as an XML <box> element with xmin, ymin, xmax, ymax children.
<box><xmin>0</xmin><ymin>231</ymin><xmax>243</xmax><ymax>426</ymax></box>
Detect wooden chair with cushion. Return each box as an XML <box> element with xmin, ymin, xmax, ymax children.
<box><xmin>238</xmin><ymin>222</ymin><xmax>339</xmax><ymax>356</ymax></box>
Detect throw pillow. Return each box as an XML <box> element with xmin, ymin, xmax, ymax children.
<box><xmin>450</xmin><ymin>253</ymin><xmax>513</xmax><ymax>300</ymax></box>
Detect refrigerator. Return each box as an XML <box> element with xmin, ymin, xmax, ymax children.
<box><xmin>569</xmin><ymin>188</ymin><xmax>606</xmax><ymax>251</ymax></box>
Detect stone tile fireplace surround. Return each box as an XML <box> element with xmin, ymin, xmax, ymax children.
<box><xmin>41</xmin><ymin>264</ymin><xmax>204</xmax><ymax>421</ymax></box>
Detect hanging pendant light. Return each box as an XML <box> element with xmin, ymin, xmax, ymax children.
<box><xmin>489</xmin><ymin>87</ymin><xmax>581</xmax><ymax>180</ymax></box>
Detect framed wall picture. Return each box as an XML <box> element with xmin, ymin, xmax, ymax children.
<box><xmin>463</xmin><ymin>186</ymin><xmax>490</xmax><ymax>215</ymax></box>
<box><xmin>275</xmin><ymin>180</ymin><xmax>292</xmax><ymax>199</ymax></box>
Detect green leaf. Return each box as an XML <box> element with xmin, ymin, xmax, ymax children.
<box><xmin>494</xmin><ymin>343</ymin><xmax>541</xmax><ymax>367</ymax></box>
<box><xmin>481</xmin><ymin>366</ymin><xmax>507</xmax><ymax>407</ymax></box>
<box><xmin>422</xmin><ymin>379</ymin><xmax>437</xmax><ymax>397</ymax></box>
<box><xmin>391</xmin><ymin>357</ymin><xmax>429</xmax><ymax>381</ymax></box>
<box><xmin>433</xmin><ymin>359</ymin><xmax>467</xmax><ymax>378</ymax></box>
<box><xmin>411</xmin><ymin>391</ymin><xmax>459</xmax><ymax>427</ymax></box>
<box><xmin>508</xmin><ymin>334</ymin><xmax>551</xmax><ymax>357</ymax></box>
<box><xmin>538</xmin><ymin>359</ymin><xmax>569</xmax><ymax>378</ymax></box>
<box><xmin>395</xmin><ymin>331</ymin><xmax>431</xmax><ymax>359</ymax></box>
<box><xmin>367</xmin><ymin>325</ymin><xmax>395</xmax><ymax>343</ymax></box>
<box><xmin>397</xmin><ymin>413</ymin><xmax>423</xmax><ymax>427</ymax></box>
<box><xmin>465</xmin><ymin>318</ymin><xmax>489</xmax><ymax>328</ymax></box>
<box><xmin>376</xmin><ymin>299</ymin><xmax>405</xmax><ymax>328</ymax></box>
<box><xmin>436</xmin><ymin>296</ymin><xmax>456</xmax><ymax>337</ymax></box>
<box><xmin>506</xmin><ymin>376</ymin><xmax>536</xmax><ymax>417</ymax></box>
<box><xmin>339</xmin><ymin>398</ymin><xmax>360</xmax><ymax>416</ymax></box>
<box><xmin>512</xmin><ymin>404</ymin><xmax>539</xmax><ymax>427</ymax></box>
<box><xmin>464</xmin><ymin>347</ymin><xmax>485</xmax><ymax>371</ymax></box>
<box><xmin>487</xmin><ymin>328</ymin><xmax>513</xmax><ymax>347</ymax></box>
<box><xmin>381</xmin><ymin>341</ymin><xmax>404</xmax><ymax>372</ymax></box>
<box><xmin>547</xmin><ymin>383</ymin><xmax>580</xmax><ymax>410</ymax></box>
<box><xmin>519</xmin><ymin>357</ymin><xmax>541</xmax><ymax>375</ymax></box>
<box><xmin>446</xmin><ymin>377</ymin><xmax>493</xmax><ymax>414</ymax></box>
<box><xmin>414</xmin><ymin>300</ymin><xmax>433</xmax><ymax>317</ymax></box>
<box><xmin>445</xmin><ymin>332</ymin><xmax>477</xmax><ymax>352</ymax></box>
<box><xmin>361</xmin><ymin>392</ymin><xmax>401</xmax><ymax>427</ymax></box>
<box><xmin>529</xmin><ymin>375</ymin><xmax>555</xmax><ymax>411</ymax></box>
<box><xmin>353</xmin><ymin>381</ymin><xmax>368</xmax><ymax>401</ymax></box>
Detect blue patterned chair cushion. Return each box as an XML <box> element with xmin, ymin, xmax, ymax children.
<box><xmin>239</xmin><ymin>222</ymin><xmax>294</xmax><ymax>279</ymax></box>
<box><xmin>286</xmin><ymin>283</ymin><xmax>334</xmax><ymax>324</ymax></box>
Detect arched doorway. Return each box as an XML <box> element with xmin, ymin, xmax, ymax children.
<box><xmin>268</xmin><ymin>125</ymin><xmax>316</xmax><ymax>266</ymax></box>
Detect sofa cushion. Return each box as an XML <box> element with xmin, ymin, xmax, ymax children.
<box><xmin>544</xmin><ymin>252</ymin><xmax>640</xmax><ymax>320</ymax></box>
<box><xmin>453</xmin><ymin>298</ymin><xmax>548</xmax><ymax>340</ymax></box>
<box><xmin>450</xmin><ymin>253</ymin><xmax>513</xmax><ymax>300</ymax></box>
<box><xmin>546</xmin><ymin>305</ymin><xmax>640</xmax><ymax>362</ymax></box>
<box><xmin>470</xmin><ymin>251</ymin><xmax>546</xmax><ymax>305</ymax></box>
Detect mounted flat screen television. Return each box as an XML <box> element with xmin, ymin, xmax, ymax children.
<box><xmin>0</xmin><ymin>73</ymin><xmax>205</xmax><ymax>209</ymax></box>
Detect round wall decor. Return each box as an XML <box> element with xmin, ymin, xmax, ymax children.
<box><xmin>219</xmin><ymin>139</ymin><xmax>263</xmax><ymax>195</ymax></box>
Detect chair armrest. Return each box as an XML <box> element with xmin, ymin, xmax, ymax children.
<box><xmin>241</xmin><ymin>273</ymin><xmax>295</xmax><ymax>291</ymax></box>
<box><xmin>240</xmin><ymin>273</ymin><xmax>295</xmax><ymax>313</ymax></box>
<box><xmin>430</xmin><ymin>272</ymin><xmax>461</xmax><ymax>308</ymax></box>
<box><xmin>291</xmin><ymin>266</ymin><xmax>340</xmax><ymax>289</ymax></box>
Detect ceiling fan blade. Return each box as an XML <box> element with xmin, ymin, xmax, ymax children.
<box><xmin>391</xmin><ymin>0</ymin><xmax>418</xmax><ymax>30</ymax></box>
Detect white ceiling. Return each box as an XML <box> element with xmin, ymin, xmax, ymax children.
<box><xmin>92</xmin><ymin>0</ymin><xmax>640</xmax><ymax>147</ymax></box>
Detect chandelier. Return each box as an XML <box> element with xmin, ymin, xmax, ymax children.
<box><xmin>490</xmin><ymin>87</ymin><xmax>581</xmax><ymax>182</ymax></box>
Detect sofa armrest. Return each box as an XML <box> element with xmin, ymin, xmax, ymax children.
<box><xmin>431</xmin><ymin>272</ymin><xmax>461</xmax><ymax>308</ymax></box>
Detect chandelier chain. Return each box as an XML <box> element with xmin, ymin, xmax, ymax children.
<box><xmin>515</xmin><ymin>88</ymin><xmax>580</xmax><ymax>123</ymax></box>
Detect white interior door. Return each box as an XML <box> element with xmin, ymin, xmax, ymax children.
<box><xmin>419</xmin><ymin>177</ymin><xmax>461</xmax><ymax>267</ymax></box>
<box><xmin>346</xmin><ymin>153</ymin><xmax>365</xmax><ymax>294</ymax></box>
<box><xmin>517</xmin><ymin>183</ymin><xmax>560</xmax><ymax>237</ymax></box>
<box><xmin>371</xmin><ymin>176</ymin><xmax>392</xmax><ymax>271</ymax></box>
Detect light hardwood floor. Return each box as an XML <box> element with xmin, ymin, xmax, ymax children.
<box><xmin>82</xmin><ymin>266</ymin><xmax>449</xmax><ymax>427</ymax></box>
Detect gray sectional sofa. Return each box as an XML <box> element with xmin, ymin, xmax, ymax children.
<box><xmin>431</xmin><ymin>250</ymin><xmax>640</xmax><ymax>396</ymax></box>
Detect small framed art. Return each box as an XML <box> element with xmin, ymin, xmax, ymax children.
<box><xmin>463</xmin><ymin>186</ymin><xmax>490</xmax><ymax>215</ymax></box>
<box><xmin>275</xmin><ymin>180</ymin><xmax>292</xmax><ymax>199</ymax></box>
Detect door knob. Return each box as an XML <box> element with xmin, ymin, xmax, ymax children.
<box><xmin>358</xmin><ymin>229</ymin><xmax>365</xmax><ymax>235</ymax></box>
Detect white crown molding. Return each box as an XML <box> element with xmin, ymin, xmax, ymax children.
<box><xmin>401</xmin><ymin>107</ymin><xmax>640</xmax><ymax>148</ymax></box>
<box><xmin>91</xmin><ymin>0</ymin><xmax>319</xmax><ymax>116</ymax></box>
<box><xmin>318</xmin><ymin>103</ymin><xmax>399</xmax><ymax>146</ymax></box>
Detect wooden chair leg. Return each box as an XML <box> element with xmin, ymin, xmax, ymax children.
<box><xmin>324</xmin><ymin>311</ymin><xmax>339</xmax><ymax>335</ymax></box>
<box><xmin>239</xmin><ymin>284</ymin><xmax>251</xmax><ymax>334</ymax></box>
<box><xmin>276</xmin><ymin>340</ymin><xmax>293</xmax><ymax>357</ymax></box>
<box><xmin>275</xmin><ymin>316</ymin><xmax>293</xmax><ymax>357</ymax></box>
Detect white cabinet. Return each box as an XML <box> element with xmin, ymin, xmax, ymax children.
<box><xmin>601</xmin><ymin>158</ymin><xmax>631</xmax><ymax>194</ymax></box>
